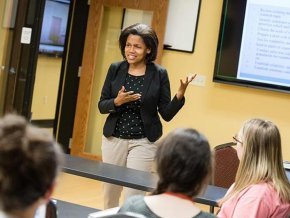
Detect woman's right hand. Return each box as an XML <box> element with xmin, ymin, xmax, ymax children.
<box><xmin>114</xmin><ymin>86</ymin><xmax>141</xmax><ymax>106</ymax></box>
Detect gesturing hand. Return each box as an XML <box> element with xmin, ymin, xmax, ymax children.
<box><xmin>176</xmin><ymin>74</ymin><xmax>196</xmax><ymax>100</ymax></box>
<box><xmin>114</xmin><ymin>86</ymin><xmax>141</xmax><ymax>106</ymax></box>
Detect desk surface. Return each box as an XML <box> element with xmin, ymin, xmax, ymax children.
<box><xmin>56</xmin><ymin>200</ymin><xmax>98</xmax><ymax>218</ymax></box>
<box><xmin>63</xmin><ymin>154</ymin><xmax>227</xmax><ymax>206</ymax></box>
<box><xmin>63</xmin><ymin>154</ymin><xmax>158</xmax><ymax>192</ymax></box>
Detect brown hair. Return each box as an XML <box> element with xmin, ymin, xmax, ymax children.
<box><xmin>152</xmin><ymin>128</ymin><xmax>212</xmax><ymax>198</ymax></box>
<box><xmin>0</xmin><ymin>114</ymin><xmax>64</xmax><ymax>212</ymax></box>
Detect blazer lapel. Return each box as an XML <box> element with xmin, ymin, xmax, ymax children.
<box><xmin>141</xmin><ymin>63</ymin><xmax>155</xmax><ymax>102</ymax></box>
<box><xmin>112</xmin><ymin>62</ymin><xmax>128</xmax><ymax>95</ymax></box>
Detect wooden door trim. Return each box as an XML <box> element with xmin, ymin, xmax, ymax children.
<box><xmin>71</xmin><ymin>0</ymin><xmax>169</xmax><ymax>159</ymax></box>
<box><xmin>4</xmin><ymin>0</ymin><xmax>29</xmax><ymax>113</ymax></box>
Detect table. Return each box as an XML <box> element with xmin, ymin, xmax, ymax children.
<box><xmin>56</xmin><ymin>200</ymin><xmax>98</xmax><ymax>218</ymax></box>
<box><xmin>63</xmin><ymin>154</ymin><xmax>227</xmax><ymax>207</ymax></box>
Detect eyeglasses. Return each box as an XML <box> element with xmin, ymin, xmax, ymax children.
<box><xmin>233</xmin><ymin>135</ymin><xmax>243</xmax><ymax>145</ymax></box>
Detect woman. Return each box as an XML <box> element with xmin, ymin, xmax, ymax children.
<box><xmin>0</xmin><ymin>114</ymin><xmax>63</xmax><ymax>218</ymax></box>
<box><xmin>118</xmin><ymin>128</ymin><xmax>215</xmax><ymax>218</ymax></box>
<box><xmin>98</xmin><ymin>23</ymin><xmax>194</xmax><ymax>209</ymax></box>
<box><xmin>218</xmin><ymin>118</ymin><xmax>290</xmax><ymax>218</ymax></box>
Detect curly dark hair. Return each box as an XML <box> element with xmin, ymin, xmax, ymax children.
<box><xmin>0</xmin><ymin>114</ymin><xmax>63</xmax><ymax>212</ymax></box>
<box><xmin>119</xmin><ymin>23</ymin><xmax>159</xmax><ymax>63</ymax></box>
<box><xmin>152</xmin><ymin>128</ymin><xmax>212</xmax><ymax>198</ymax></box>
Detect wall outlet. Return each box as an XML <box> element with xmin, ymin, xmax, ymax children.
<box><xmin>190</xmin><ymin>74</ymin><xmax>206</xmax><ymax>87</ymax></box>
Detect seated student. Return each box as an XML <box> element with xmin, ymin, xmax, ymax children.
<box><xmin>0</xmin><ymin>114</ymin><xmax>64</xmax><ymax>218</ymax></box>
<box><xmin>218</xmin><ymin>118</ymin><xmax>290</xmax><ymax>218</ymax></box>
<box><xmin>118</xmin><ymin>128</ymin><xmax>216</xmax><ymax>218</ymax></box>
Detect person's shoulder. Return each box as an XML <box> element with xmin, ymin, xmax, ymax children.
<box><xmin>148</xmin><ymin>62</ymin><xmax>167</xmax><ymax>72</ymax></box>
<box><xmin>110</xmin><ymin>61</ymin><xmax>127</xmax><ymax>69</ymax></box>
<box><xmin>119</xmin><ymin>195</ymin><xmax>146</xmax><ymax>212</ymax></box>
<box><xmin>194</xmin><ymin>211</ymin><xmax>216</xmax><ymax>218</ymax></box>
<box><xmin>246</xmin><ymin>182</ymin><xmax>275</xmax><ymax>194</ymax></box>
<box><xmin>127</xmin><ymin>195</ymin><xmax>144</xmax><ymax>201</ymax></box>
<box><xmin>241</xmin><ymin>182</ymin><xmax>279</xmax><ymax>202</ymax></box>
<box><xmin>124</xmin><ymin>195</ymin><xmax>145</xmax><ymax>205</ymax></box>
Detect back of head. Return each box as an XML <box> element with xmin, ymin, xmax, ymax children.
<box><xmin>0</xmin><ymin>114</ymin><xmax>64</xmax><ymax>212</ymax></box>
<box><xmin>153</xmin><ymin>128</ymin><xmax>212</xmax><ymax>197</ymax></box>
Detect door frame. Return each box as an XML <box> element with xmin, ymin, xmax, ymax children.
<box><xmin>54</xmin><ymin>0</ymin><xmax>90</xmax><ymax>153</ymax></box>
<box><xmin>70</xmin><ymin>0</ymin><xmax>169</xmax><ymax>159</ymax></box>
<box><xmin>3</xmin><ymin>0</ymin><xmax>45</xmax><ymax>118</ymax></box>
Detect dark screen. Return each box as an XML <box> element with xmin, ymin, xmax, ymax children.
<box><xmin>213</xmin><ymin>0</ymin><xmax>290</xmax><ymax>93</ymax></box>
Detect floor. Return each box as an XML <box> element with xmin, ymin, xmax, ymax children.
<box><xmin>52</xmin><ymin>173</ymin><xmax>216</xmax><ymax>213</ymax></box>
<box><xmin>52</xmin><ymin>173</ymin><xmax>106</xmax><ymax>209</ymax></box>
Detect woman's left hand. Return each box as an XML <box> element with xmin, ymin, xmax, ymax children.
<box><xmin>176</xmin><ymin>74</ymin><xmax>196</xmax><ymax>100</ymax></box>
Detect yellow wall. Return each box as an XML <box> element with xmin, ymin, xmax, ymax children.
<box><xmin>31</xmin><ymin>55</ymin><xmax>62</xmax><ymax>120</ymax></box>
<box><xmin>160</xmin><ymin>0</ymin><xmax>290</xmax><ymax>160</ymax></box>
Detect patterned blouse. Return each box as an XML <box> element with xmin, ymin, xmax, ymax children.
<box><xmin>114</xmin><ymin>73</ymin><xmax>145</xmax><ymax>139</ymax></box>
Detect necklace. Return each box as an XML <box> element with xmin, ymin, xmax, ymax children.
<box><xmin>164</xmin><ymin>192</ymin><xmax>194</xmax><ymax>202</ymax></box>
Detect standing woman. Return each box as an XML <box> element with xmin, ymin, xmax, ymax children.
<box><xmin>98</xmin><ymin>23</ymin><xmax>194</xmax><ymax>209</ymax></box>
<box><xmin>218</xmin><ymin>119</ymin><xmax>290</xmax><ymax>218</ymax></box>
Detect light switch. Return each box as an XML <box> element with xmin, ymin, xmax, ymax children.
<box><xmin>21</xmin><ymin>27</ymin><xmax>32</xmax><ymax>44</ymax></box>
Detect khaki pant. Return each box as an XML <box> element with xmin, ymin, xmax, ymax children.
<box><xmin>102</xmin><ymin>136</ymin><xmax>156</xmax><ymax>209</ymax></box>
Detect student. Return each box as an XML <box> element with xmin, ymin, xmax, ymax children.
<box><xmin>0</xmin><ymin>114</ymin><xmax>64</xmax><ymax>218</ymax></box>
<box><xmin>98</xmin><ymin>23</ymin><xmax>194</xmax><ymax>209</ymax></box>
<box><xmin>118</xmin><ymin>128</ymin><xmax>216</xmax><ymax>218</ymax></box>
<box><xmin>218</xmin><ymin>118</ymin><xmax>290</xmax><ymax>218</ymax></box>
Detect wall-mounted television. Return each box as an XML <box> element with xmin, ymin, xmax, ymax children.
<box><xmin>39</xmin><ymin>0</ymin><xmax>70</xmax><ymax>57</ymax></box>
<box><xmin>213</xmin><ymin>0</ymin><xmax>290</xmax><ymax>93</ymax></box>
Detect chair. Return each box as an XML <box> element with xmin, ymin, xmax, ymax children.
<box><xmin>213</xmin><ymin>142</ymin><xmax>239</xmax><ymax>188</ymax></box>
<box><xmin>210</xmin><ymin>142</ymin><xmax>240</xmax><ymax>213</ymax></box>
<box><xmin>34</xmin><ymin>200</ymin><xmax>57</xmax><ymax>218</ymax></box>
<box><xmin>45</xmin><ymin>200</ymin><xmax>57</xmax><ymax>218</ymax></box>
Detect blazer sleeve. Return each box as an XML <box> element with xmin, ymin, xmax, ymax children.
<box><xmin>157</xmin><ymin>68</ymin><xmax>185</xmax><ymax>121</ymax></box>
<box><xmin>98</xmin><ymin>63</ymin><xmax>119</xmax><ymax>114</ymax></box>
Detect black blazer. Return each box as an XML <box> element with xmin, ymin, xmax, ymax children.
<box><xmin>98</xmin><ymin>61</ymin><xmax>185</xmax><ymax>142</ymax></box>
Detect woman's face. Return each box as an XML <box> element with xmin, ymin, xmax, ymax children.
<box><xmin>125</xmin><ymin>34</ymin><xmax>151</xmax><ymax>66</ymax></box>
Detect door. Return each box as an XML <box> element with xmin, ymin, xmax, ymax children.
<box><xmin>0</xmin><ymin>0</ymin><xmax>45</xmax><ymax>118</ymax></box>
<box><xmin>54</xmin><ymin>0</ymin><xmax>90</xmax><ymax>153</ymax></box>
<box><xmin>70</xmin><ymin>0</ymin><xmax>169</xmax><ymax>159</ymax></box>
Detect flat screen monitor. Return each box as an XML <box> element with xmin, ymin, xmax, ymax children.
<box><xmin>213</xmin><ymin>0</ymin><xmax>290</xmax><ymax>93</ymax></box>
<box><xmin>39</xmin><ymin>0</ymin><xmax>70</xmax><ymax>56</ymax></box>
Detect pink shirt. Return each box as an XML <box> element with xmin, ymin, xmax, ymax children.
<box><xmin>218</xmin><ymin>183</ymin><xmax>290</xmax><ymax>218</ymax></box>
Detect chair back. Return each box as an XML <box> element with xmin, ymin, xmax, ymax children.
<box><xmin>45</xmin><ymin>200</ymin><xmax>57</xmax><ymax>218</ymax></box>
<box><xmin>213</xmin><ymin>142</ymin><xmax>239</xmax><ymax>188</ymax></box>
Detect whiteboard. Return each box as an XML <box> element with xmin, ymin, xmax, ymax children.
<box><xmin>164</xmin><ymin>0</ymin><xmax>201</xmax><ymax>53</ymax></box>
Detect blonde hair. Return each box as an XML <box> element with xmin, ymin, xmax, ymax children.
<box><xmin>220</xmin><ymin>118</ymin><xmax>290</xmax><ymax>204</ymax></box>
